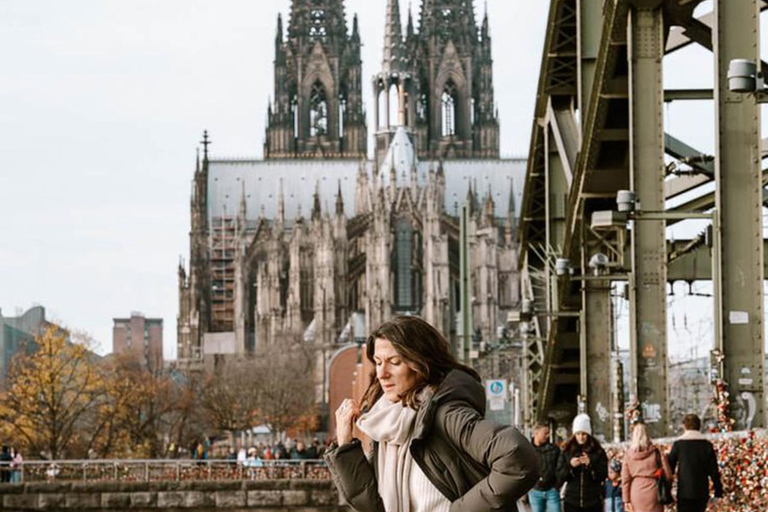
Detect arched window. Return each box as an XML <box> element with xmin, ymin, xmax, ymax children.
<box><xmin>442</xmin><ymin>81</ymin><xmax>457</xmax><ymax>137</ymax></box>
<box><xmin>291</xmin><ymin>94</ymin><xmax>298</xmax><ymax>138</ymax></box>
<box><xmin>310</xmin><ymin>82</ymin><xmax>328</xmax><ymax>137</ymax></box>
<box><xmin>309</xmin><ymin>9</ymin><xmax>327</xmax><ymax>42</ymax></box>
<box><xmin>389</xmin><ymin>83</ymin><xmax>399</xmax><ymax>127</ymax></box>
<box><xmin>394</xmin><ymin>219</ymin><xmax>414</xmax><ymax>310</ymax></box>
<box><xmin>338</xmin><ymin>95</ymin><xmax>346</xmax><ymax>138</ymax></box>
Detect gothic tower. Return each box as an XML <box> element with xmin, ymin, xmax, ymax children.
<box><xmin>373</xmin><ymin>0</ymin><xmax>415</xmax><ymax>165</ymax></box>
<box><xmin>407</xmin><ymin>0</ymin><xmax>499</xmax><ymax>159</ymax></box>
<box><xmin>178</xmin><ymin>133</ymin><xmax>212</xmax><ymax>360</ymax></box>
<box><xmin>264</xmin><ymin>0</ymin><xmax>367</xmax><ymax>159</ymax></box>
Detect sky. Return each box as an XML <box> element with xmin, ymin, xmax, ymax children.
<box><xmin>1</xmin><ymin>1</ymin><xmax>765</xmax><ymax>362</ymax></box>
<box><xmin>0</xmin><ymin>0</ymin><xmax>549</xmax><ymax>358</ymax></box>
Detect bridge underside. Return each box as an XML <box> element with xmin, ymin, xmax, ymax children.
<box><xmin>520</xmin><ymin>0</ymin><xmax>767</xmax><ymax>438</ymax></box>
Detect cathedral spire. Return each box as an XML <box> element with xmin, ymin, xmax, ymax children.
<box><xmin>352</xmin><ymin>13</ymin><xmax>360</xmax><ymax>42</ymax></box>
<box><xmin>201</xmin><ymin>130</ymin><xmax>211</xmax><ymax>163</ymax></box>
<box><xmin>482</xmin><ymin>2</ymin><xmax>489</xmax><ymax>39</ymax></box>
<box><xmin>276</xmin><ymin>13</ymin><xmax>283</xmax><ymax>45</ymax></box>
<box><xmin>312</xmin><ymin>182</ymin><xmax>322</xmax><ymax>221</ymax></box>
<box><xmin>278</xmin><ymin>178</ymin><xmax>285</xmax><ymax>223</ymax></box>
<box><xmin>335</xmin><ymin>180</ymin><xmax>345</xmax><ymax>216</ymax></box>
<box><xmin>406</xmin><ymin>5</ymin><xmax>414</xmax><ymax>39</ymax></box>
<box><xmin>382</xmin><ymin>0</ymin><xmax>405</xmax><ymax>73</ymax></box>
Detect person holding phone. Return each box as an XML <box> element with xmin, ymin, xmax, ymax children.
<box><xmin>559</xmin><ymin>414</ymin><xmax>608</xmax><ymax>512</ymax></box>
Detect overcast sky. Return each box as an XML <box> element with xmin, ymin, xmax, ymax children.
<box><xmin>1</xmin><ymin>1</ymin><xmax>765</xmax><ymax>361</ymax></box>
<box><xmin>0</xmin><ymin>0</ymin><xmax>549</xmax><ymax>358</ymax></box>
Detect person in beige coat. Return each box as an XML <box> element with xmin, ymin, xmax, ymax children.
<box><xmin>621</xmin><ymin>422</ymin><xmax>673</xmax><ymax>512</ymax></box>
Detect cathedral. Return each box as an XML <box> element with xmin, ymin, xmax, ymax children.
<box><xmin>177</xmin><ymin>0</ymin><xmax>525</xmax><ymax>365</ymax></box>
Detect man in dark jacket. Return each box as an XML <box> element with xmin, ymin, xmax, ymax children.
<box><xmin>668</xmin><ymin>414</ymin><xmax>723</xmax><ymax>512</ymax></box>
<box><xmin>528</xmin><ymin>422</ymin><xmax>564</xmax><ymax>512</ymax></box>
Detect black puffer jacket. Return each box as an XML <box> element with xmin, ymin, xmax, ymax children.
<box><xmin>324</xmin><ymin>369</ymin><xmax>540</xmax><ymax>512</ymax></box>
<box><xmin>532</xmin><ymin>441</ymin><xmax>565</xmax><ymax>490</ymax></box>
<box><xmin>559</xmin><ymin>442</ymin><xmax>608</xmax><ymax>509</ymax></box>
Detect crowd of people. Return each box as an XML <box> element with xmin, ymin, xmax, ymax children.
<box><xmin>530</xmin><ymin>413</ymin><xmax>726</xmax><ymax>512</ymax></box>
<box><xmin>225</xmin><ymin>438</ymin><xmax>328</xmax><ymax>466</ymax></box>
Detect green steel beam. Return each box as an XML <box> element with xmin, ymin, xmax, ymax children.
<box><xmin>578</xmin><ymin>0</ymin><xmax>612</xmax><ymax>441</ymax></box>
<box><xmin>714</xmin><ymin>0</ymin><xmax>765</xmax><ymax>430</ymax></box>
<box><xmin>667</xmin><ymin>239</ymin><xmax>768</xmax><ymax>281</ymax></box>
<box><xmin>628</xmin><ymin>6</ymin><xmax>669</xmax><ymax>437</ymax></box>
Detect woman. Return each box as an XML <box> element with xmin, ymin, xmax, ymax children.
<box><xmin>559</xmin><ymin>414</ymin><xmax>608</xmax><ymax>512</ymax></box>
<box><xmin>621</xmin><ymin>422</ymin><xmax>672</xmax><ymax>512</ymax></box>
<box><xmin>10</xmin><ymin>448</ymin><xmax>22</xmax><ymax>484</ymax></box>
<box><xmin>325</xmin><ymin>316</ymin><xmax>539</xmax><ymax>512</ymax></box>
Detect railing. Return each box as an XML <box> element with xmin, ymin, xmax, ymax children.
<box><xmin>0</xmin><ymin>459</ymin><xmax>331</xmax><ymax>484</ymax></box>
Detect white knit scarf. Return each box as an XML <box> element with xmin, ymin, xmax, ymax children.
<box><xmin>356</xmin><ymin>396</ymin><xmax>418</xmax><ymax>512</ymax></box>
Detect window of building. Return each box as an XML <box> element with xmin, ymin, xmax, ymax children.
<box><xmin>291</xmin><ymin>94</ymin><xmax>299</xmax><ymax>139</ymax></box>
<box><xmin>442</xmin><ymin>81</ymin><xmax>457</xmax><ymax>137</ymax></box>
<box><xmin>310</xmin><ymin>81</ymin><xmax>328</xmax><ymax>137</ymax></box>
<box><xmin>309</xmin><ymin>9</ymin><xmax>327</xmax><ymax>42</ymax></box>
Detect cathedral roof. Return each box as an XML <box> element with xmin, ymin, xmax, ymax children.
<box><xmin>378</xmin><ymin>127</ymin><xmax>417</xmax><ymax>184</ymax></box>
<box><xmin>207</xmin><ymin>159</ymin><xmax>361</xmax><ymax>221</ymax></box>
<box><xmin>439</xmin><ymin>159</ymin><xmax>525</xmax><ymax>219</ymax></box>
<box><xmin>206</xmin><ymin>156</ymin><xmax>525</xmax><ymax>222</ymax></box>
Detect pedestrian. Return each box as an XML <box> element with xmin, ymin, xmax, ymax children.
<box><xmin>291</xmin><ymin>441</ymin><xmax>309</xmax><ymax>460</ymax></box>
<box><xmin>0</xmin><ymin>446</ymin><xmax>12</xmax><ymax>483</ymax></box>
<box><xmin>325</xmin><ymin>315</ymin><xmax>540</xmax><ymax>512</ymax></box>
<box><xmin>667</xmin><ymin>414</ymin><xmax>723</xmax><ymax>512</ymax></box>
<box><xmin>559</xmin><ymin>413</ymin><xmax>608</xmax><ymax>512</ymax></box>
<box><xmin>10</xmin><ymin>448</ymin><xmax>22</xmax><ymax>484</ymax></box>
<box><xmin>621</xmin><ymin>421</ymin><xmax>672</xmax><ymax>512</ymax></box>
<box><xmin>604</xmin><ymin>459</ymin><xmax>623</xmax><ymax>512</ymax></box>
<box><xmin>528</xmin><ymin>422</ymin><xmax>564</xmax><ymax>512</ymax></box>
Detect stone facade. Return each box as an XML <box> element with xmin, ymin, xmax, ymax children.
<box><xmin>176</xmin><ymin>0</ymin><xmax>523</xmax><ymax>399</ymax></box>
<box><xmin>0</xmin><ymin>480</ymin><xmax>347</xmax><ymax>511</ymax></box>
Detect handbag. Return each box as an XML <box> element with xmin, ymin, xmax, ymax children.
<box><xmin>654</xmin><ymin>448</ymin><xmax>674</xmax><ymax>506</ymax></box>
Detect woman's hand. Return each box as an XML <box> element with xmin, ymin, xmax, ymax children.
<box><xmin>570</xmin><ymin>456</ymin><xmax>582</xmax><ymax>468</ymax></box>
<box><xmin>580</xmin><ymin>453</ymin><xmax>590</xmax><ymax>467</ymax></box>
<box><xmin>625</xmin><ymin>503</ymin><xmax>634</xmax><ymax>512</ymax></box>
<box><xmin>335</xmin><ymin>398</ymin><xmax>360</xmax><ymax>446</ymax></box>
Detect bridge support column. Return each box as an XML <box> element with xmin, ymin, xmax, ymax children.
<box><xmin>581</xmin><ymin>278</ymin><xmax>612</xmax><ymax>441</ymax></box>
<box><xmin>627</xmin><ymin>6</ymin><xmax>669</xmax><ymax>437</ymax></box>
<box><xmin>714</xmin><ymin>0</ymin><xmax>765</xmax><ymax>430</ymax></box>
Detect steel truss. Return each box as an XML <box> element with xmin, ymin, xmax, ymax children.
<box><xmin>520</xmin><ymin>0</ymin><xmax>767</xmax><ymax>437</ymax></box>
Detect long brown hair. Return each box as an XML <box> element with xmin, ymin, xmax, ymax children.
<box><xmin>359</xmin><ymin>315</ymin><xmax>480</xmax><ymax>410</ymax></box>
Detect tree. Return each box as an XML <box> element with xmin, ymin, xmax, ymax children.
<box><xmin>0</xmin><ymin>327</ymin><xmax>106</xmax><ymax>459</ymax></box>
<box><xmin>251</xmin><ymin>343</ymin><xmax>318</xmax><ymax>437</ymax></box>
<box><xmin>198</xmin><ymin>358</ymin><xmax>262</xmax><ymax>438</ymax></box>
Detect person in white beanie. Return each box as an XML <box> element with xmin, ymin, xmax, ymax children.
<box><xmin>558</xmin><ymin>413</ymin><xmax>607</xmax><ymax>512</ymax></box>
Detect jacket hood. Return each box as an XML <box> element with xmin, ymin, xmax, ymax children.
<box><xmin>627</xmin><ymin>445</ymin><xmax>658</xmax><ymax>461</ymax></box>
<box><xmin>412</xmin><ymin>368</ymin><xmax>484</xmax><ymax>440</ymax></box>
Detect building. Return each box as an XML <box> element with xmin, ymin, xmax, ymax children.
<box><xmin>0</xmin><ymin>306</ymin><xmax>50</xmax><ymax>379</ymax></box>
<box><xmin>177</xmin><ymin>0</ymin><xmax>525</xmax><ymax>400</ymax></box>
<box><xmin>112</xmin><ymin>313</ymin><xmax>163</xmax><ymax>372</ymax></box>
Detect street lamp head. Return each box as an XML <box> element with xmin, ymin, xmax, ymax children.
<box><xmin>555</xmin><ymin>258</ymin><xmax>570</xmax><ymax>277</ymax></box>
<box><xmin>728</xmin><ymin>59</ymin><xmax>758</xmax><ymax>93</ymax></box>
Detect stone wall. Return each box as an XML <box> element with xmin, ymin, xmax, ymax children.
<box><xmin>0</xmin><ymin>480</ymin><xmax>350</xmax><ymax>511</ymax></box>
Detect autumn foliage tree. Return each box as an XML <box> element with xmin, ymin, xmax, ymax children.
<box><xmin>0</xmin><ymin>327</ymin><xmax>106</xmax><ymax>459</ymax></box>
